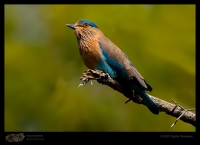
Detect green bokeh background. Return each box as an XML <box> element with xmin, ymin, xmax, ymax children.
<box><xmin>5</xmin><ymin>4</ymin><xmax>195</xmax><ymax>131</ymax></box>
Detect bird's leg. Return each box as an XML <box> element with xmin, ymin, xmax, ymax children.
<box><xmin>115</xmin><ymin>79</ymin><xmax>136</xmax><ymax>104</ymax></box>
<box><xmin>125</xmin><ymin>96</ymin><xmax>136</xmax><ymax>104</ymax></box>
<box><xmin>125</xmin><ymin>90</ymin><xmax>143</xmax><ymax>105</ymax></box>
<box><xmin>125</xmin><ymin>99</ymin><xmax>131</xmax><ymax>104</ymax></box>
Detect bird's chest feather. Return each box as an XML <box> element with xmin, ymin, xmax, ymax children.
<box><xmin>78</xmin><ymin>38</ymin><xmax>102</xmax><ymax>69</ymax></box>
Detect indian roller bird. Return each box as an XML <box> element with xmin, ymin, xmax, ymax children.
<box><xmin>66</xmin><ymin>19</ymin><xmax>159</xmax><ymax>115</ymax></box>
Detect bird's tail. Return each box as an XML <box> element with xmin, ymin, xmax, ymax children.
<box><xmin>116</xmin><ymin>76</ymin><xmax>159</xmax><ymax>114</ymax></box>
<box><xmin>125</xmin><ymin>80</ymin><xmax>159</xmax><ymax>115</ymax></box>
<box><xmin>138</xmin><ymin>90</ymin><xmax>159</xmax><ymax>114</ymax></box>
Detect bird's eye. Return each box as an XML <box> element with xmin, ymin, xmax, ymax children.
<box><xmin>84</xmin><ymin>23</ymin><xmax>89</xmax><ymax>27</ymax></box>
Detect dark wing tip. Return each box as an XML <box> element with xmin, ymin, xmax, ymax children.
<box><xmin>148</xmin><ymin>106</ymin><xmax>159</xmax><ymax>115</ymax></box>
<box><xmin>143</xmin><ymin>80</ymin><xmax>152</xmax><ymax>91</ymax></box>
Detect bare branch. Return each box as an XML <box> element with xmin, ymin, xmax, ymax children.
<box><xmin>79</xmin><ymin>69</ymin><xmax>196</xmax><ymax>127</ymax></box>
<box><xmin>170</xmin><ymin>99</ymin><xmax>195</xmax><ymax>127</ymax></box>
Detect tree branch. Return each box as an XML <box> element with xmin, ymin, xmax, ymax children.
<box><xmin>79</xmin><ymin>69</ymin><xmax>196</xmax><ymax>127</ymax></box>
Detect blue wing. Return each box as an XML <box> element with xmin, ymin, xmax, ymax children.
<box><xmin>97</xmin><ymin>36</ymin><xmax>149</xmax><ymax>90</ymax></box>
<box><xmin>97</xmin><ymin>36</ymin><xmax>159</xmax><ymax>114</ymax></box>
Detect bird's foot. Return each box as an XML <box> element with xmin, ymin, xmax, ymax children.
<box><xmin>79</xmin><ymin>69</ymin><xmax>109</xmax><ymax>88</ymax></box>
<box><xmin>125</xmin><ymin>98</ymin><xmax>132</xmax><ymax>104</ymax></box>
<box><xmin>78</xmin><ymin>78</ymin><xmax>90</xmax><ymax>88</ymax></box>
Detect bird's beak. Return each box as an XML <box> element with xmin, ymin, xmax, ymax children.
<box><xmin>66</xmin><ymin>24</ymin><xmax>78</xmax><ymax>30</ymax></box>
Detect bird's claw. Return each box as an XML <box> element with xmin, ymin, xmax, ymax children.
<box><xmin>78</xmin><ymin>83</ymin><xmax>83</xmax><ymax>88</ymax></box>
<box><xmin>125</xmin><ymin>99</ymin><xmax>131</xmax><ymax>104</ymax></box>
<box><xmin>79</xmin><ymin>69</ymin><xmax>109</xmax><ymax>88</ymax></box>
<box><xmin>78</xmin><ymin>78</ymin><xmax>89</xmax><ymax>88</ymax></box>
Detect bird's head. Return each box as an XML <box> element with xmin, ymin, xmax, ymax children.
<box><xmin>66</xmin><ymin>19</ymin><xmax>99</xmax><ymax>30</ymax></box>
<box><xmin>66</xmin><ymin>19</ymin><xmax>101</xmax><ymax>40</ymax></box>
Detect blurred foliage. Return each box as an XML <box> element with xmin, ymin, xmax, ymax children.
<box><xmin>5</xmin><ymin>4</ymin><xmax>195</xmax><ymax>132</ymax></box>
